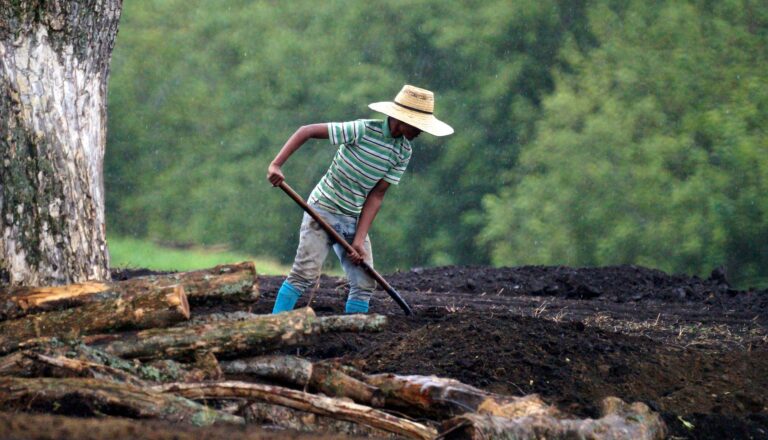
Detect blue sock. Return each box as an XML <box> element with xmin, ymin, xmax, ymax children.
<box><xmin>272</xmin><ymin>281</ymin><xmax>301</xmax><ymax>314</ymax></box>
<box><xmin>345</xmin><ymin>298</ymin><xmax>369</xmax><ymax>314</ymax></box>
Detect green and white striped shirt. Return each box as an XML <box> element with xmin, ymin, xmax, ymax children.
<box><xmin>308</xmin><ymin>119</ymin><xmax>412</xmax><ymax>216</ymax></box>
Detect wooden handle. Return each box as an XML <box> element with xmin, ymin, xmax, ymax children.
<box><xmin>278</xmin><ymin>182</ymin><xmax>356</xmax><ymax>255</ymax></box>
<box><xmin>278</xmin><ymin>181</ymin><xmax>413</xmax><ymax>315</ymax></box>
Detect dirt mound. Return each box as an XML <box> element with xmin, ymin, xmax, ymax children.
<box><xmin>121</xmin><ymin>264</ymin><xmax>767</xmax><ymax>439</ymax></box>
<box><xmin>387</xmin><ymin>264</ymin><xmax>767</xmax><ymax>314</ymax></box>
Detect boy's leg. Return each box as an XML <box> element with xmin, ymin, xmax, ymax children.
<box><xmin>333</xmin><ymin>233</ymin><xmax>375</xmax><ymax>313</ymax></box>
<box><xmin>273</xmin><ymin>212</ymin><xmax>332</xmax><ymax>314</ymax></box>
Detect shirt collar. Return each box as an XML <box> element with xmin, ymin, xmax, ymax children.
<box><xmin>382</xmin><ymin>117</ymin><xmax>394</xmax><ymax>139</ymax></box>
<box><xmin>383</xmin><ymin>117</ymin><xmax>412</xmax><ymax>150</ymax></box>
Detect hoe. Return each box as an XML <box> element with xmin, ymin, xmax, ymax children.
<box><xmin>278</xmin><ymin>181</ymin><xmax>413</xmax><ymax>316</ymax></box>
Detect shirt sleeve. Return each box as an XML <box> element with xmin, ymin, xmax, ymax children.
<box><xmin>383</xmin><ymin>151</ymin><xmax>411</xmax><ymax>185</ymax></box>
<box><xmin>327</xmin><ymin>120</ymin><xmax>365</xmax><ymax>146</ymax></box>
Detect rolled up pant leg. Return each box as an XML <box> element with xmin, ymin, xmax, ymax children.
<box><xmin>334</xmin><ymin>232</ymin><xmax>375</xmax><ymax>312</ymax></box>
<box><xmin>280</xmin><ymin>205</ymin><xmax>376</xmax><ymax>314</ymax></box>
<box><xmin>285</xmin><ymin>213</ymin><xmax>333</xmax><ymax>293</ymax></box>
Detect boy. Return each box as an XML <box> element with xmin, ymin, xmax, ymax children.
<box><xmin>267</xmin><ymin>85</ymin><xmax>453</xmax><ymax>314</ymax></box>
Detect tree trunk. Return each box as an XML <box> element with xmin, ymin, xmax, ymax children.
<box><xmin>0</xmin><ymin>377</ymin><xmax>244</xmax><ymax>426</ymax></box>
<box><xmin>0</xmin><ymin>0</ymin><xmax>122</xmax><ymax>286</ymax></box>
<box><xmin>84</xmin><ymin>307</ymin><xmax>386</xmax><ymax>360</ymax></box>
<box><xmin>155</xmin><ymin>381</ymin><xmax>438</xmax><ymax>440</ymax></box>
<box><xmin>0</xmin><ymin>284</ymin><xmax>189</xmax><ymax>354</ymax></box>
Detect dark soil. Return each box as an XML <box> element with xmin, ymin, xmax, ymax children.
<box><xmin>7</xmin><ymin>264</ymin><xmax>765</xmax><ymax>439</ymax></box>
<box><xmin>250</xmin><ymin>265</ymin><xmax>768</xmax><ymax>439</ymax></box>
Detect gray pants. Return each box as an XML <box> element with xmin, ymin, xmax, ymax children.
<box><xmin>286</xmin><ymin>205</ymin><xmax>376</xmax><ymax>303</ymax></box>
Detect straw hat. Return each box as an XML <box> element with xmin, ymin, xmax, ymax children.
<box><xmin>369</xmin><ymin>85</ymin><xmax>454</xmax><ymax>137</ymax></box>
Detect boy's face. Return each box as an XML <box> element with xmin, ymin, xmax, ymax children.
<box><xmin>391</xmin><ymin>117</ymin><xmax>422</xmax><ymax>140</ymax></box>
<box><xmin>401</xmin><ymin>122</ymin><xmax>422</xmax><ymax>140</ymax></box>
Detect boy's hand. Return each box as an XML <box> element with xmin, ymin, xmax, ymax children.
<box><xmin>267</xmin><ymin>163</ymin><xmax>285</xmax><ymax>186</ymax></box>
<box><xmin>348</xmin><ymin>241</ymin><xmax>367</xmax><ymax>265</ymax></box>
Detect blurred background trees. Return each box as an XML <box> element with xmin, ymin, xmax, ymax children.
<box><xmin>106</xmin><ymin>0</ymin><xmax>767</xmax><ymax>287</ymax></box>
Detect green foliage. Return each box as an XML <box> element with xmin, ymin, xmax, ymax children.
<box><xmin>106</xmin><ymin>0</ymin><xmax>587</xmax><ymax>269</ymax></box>
<box><xmin>106</xmin><ymin>0</ymin><xmax>768</xmax><ymax>287</ymax></box>
<box><xmin>481</xmin><ymin>0</ymin><xmax>768</xmax><ymax>286</ymax></box>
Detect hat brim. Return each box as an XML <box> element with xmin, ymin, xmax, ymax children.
<box><xmin>368</xmin><ymin>102</ymin><xmax>454</xmax><ymax>137</ymax></box>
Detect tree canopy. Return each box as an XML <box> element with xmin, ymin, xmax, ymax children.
<box><xmin>106</xmin><ymin>0</ymin><xmax>767</xmax><ymax>287</ymax></box>
<box><xmin>481</xmin><ymin>0</ymin><xmax>768</xmax><ymax>286</ymax></box>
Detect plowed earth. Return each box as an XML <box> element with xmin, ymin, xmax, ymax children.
<box><xmin>9</xmin><ymin>265</ymin><xmax>765</xmax><ymax>440</ymax></box>
<box><xmin>246</xmin><ymin>265</ymin><xmax>767</xmax><ymax>440</ymax></box>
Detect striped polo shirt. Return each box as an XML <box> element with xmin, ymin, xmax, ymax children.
<box><xmin>308</xmin><ymin>119</ymin><xmax>412</xmax><ymax>216</ymax></box>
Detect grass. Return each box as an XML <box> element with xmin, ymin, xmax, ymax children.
<box><xmin>108</xmin><ymin>236</ymin><xmax>289</xmax><ymax>275</ymax></box>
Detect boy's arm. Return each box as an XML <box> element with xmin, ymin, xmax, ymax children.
<box><xmin>348</xmin><ymin>179</ymin><xmax>390</xmax><ymax>264</ymax></box>
<box><xmin>267</xmin><ymin>124</ymin><xmax>329</xmax><ymax>186</ymax></box>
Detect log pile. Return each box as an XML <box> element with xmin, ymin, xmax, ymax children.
<box><xmin>0</xmin><ymin>262</ymin><xmax>667</xmax><ymax>439</ymax></box>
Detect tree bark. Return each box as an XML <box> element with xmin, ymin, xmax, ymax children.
<box><xmin>155</xmin><ymin>381</ymin><xmax>437</xmax><ymax>440</ymax></box>
<box><xmin>114</xmin><ymin>261</ymin><xmax>260</xmax><ymax>303</ymax></box>
<box><xmin>439</xmin><ymin>397</ymin><xmax>667</xmax><ymax>440</ymax></box>
<box><xmin>0</xmin><ymin>411</ymin><xmax>280</xmax><ymax>440</ymax></box>
<box><xmin>0</xmin><ymin>376</ymin><xmax>244</xmax><ymax>426</ymax></box>
<box><xmin>363</xmin><ymin>373</ymin><xmax>558</xmax><ymax>419</ymax></box>
<box><xmin>84</xmin><ymin>307</ymin><xmax>386</xmax><ymax>360</ymax></box>
<box><xmin>0</xmin><ymin>281</ymin><xmax>109</xmax><ymax>320</ymax></box>
<box><xmin>0</xmin><ymin>284</ymin><xmax>189</xmax><ymax>354</ymax></box>
<box><xmin>221</xmin><ymin>355</ymin><xmax>384</xmax><ymax>407</ymax></box>
<box><xmin>242</xmin><ymin>401</ymin><xmax>399</xmax><ymax>438</ymax></box>
<box><xmin>0</xmin><ymin>340</ymin><xmax>206</xmax><ymax>384</ymax></box>
<box><xmin>192</xmin><ymin>350</ymin><xmax>222</xmax><ymax>380</ymax></box>
<box><xmin>0</xmin><ymin>1</ymin><xmax>123</xmax><ymax>286</ymax></box>
<box><xmin>221</xmin><ymin>357</ymin><xmax>555</xmax><ymax>420</ymax></box>
<box><xmin>0</xmin><ymin>350</ymin><xmax>149</xmax><ymax>387</ymax></box>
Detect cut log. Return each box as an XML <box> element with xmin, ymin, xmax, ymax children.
<box><xmin>29</xmin><ymin>352</ymin><xmax>149</xmax><ymax>387</ymax></box>
<box><xmin>119</xmin><ymin>262</ymin><xmax>259</xmax><ymax>303</ymax></box>
<box><xmin>0</xmin><ymin>411</ymin><xmax>280</xmax><ymax>440</ymax></box>
<box><xmin>0</xmin><ymin>350</ymin><xmax>26</xmax><ymax>376</ymax></box>
<box><xmin>143</xmin><ymin>359</ymin><xmax>215</xmax><ymax>383</ymax></box>
<box><xmin>155</xmin><ymin>381</ymin><xmax>437</xmax><ymax>440</ymax></box>
<box><xmin>221</xmin><ymin>355</ymin><xmax>384</xmax><ymax>407</ymax></box>
<box><xmin>363</xmin><ymin>373</ymin><xmax>557</xmax><ymax>419</ymax></box>
<box><xmin>0</xmin><ymin>377</ymin><xmax>243</xmax><ymax>426</ymax></box>
<box><xmin>0</xmin><ymin>281</ymin><xmax>110</xmax><ymax>320</ymax></box>
<box><xmin>242</xmin><ymin>401</ymin><xmax>398</xmax><ymax>438</ymax></box>
<box><xmin>220</xmin><ymin>356</ymin><xmax>552</xmax><ymax>418</ymax></box>
<box><xmin>439</xmin><ymin>397</ymin><xmax>667</xmax><ymax>440</ymax></box>
<box><xmin>0</xmin><ymin>341</ymin><xmax>204</xmax><ymax>384</ymax></box>
<box><xmin>0</xmin><ymin>262</ymin><xmax>258</xmax><ymax>321</ymax></box>
<box><xmin>188</xmin><ymin>311</ymin><xmax>262</xmax><ymax>325</ymax></box>
<box><xmin>0</xmin><ymin>285</ymin><xmax>189</xmax><ymax>354</ymax></box>
<box><xmin>222</xmin><ymin>354</ymin><xmax>314</xmax><ymax>384</ymax></box>
<box><xmin>192</xmin><ymin>350</ymin><xmax>223</xmax><ymax>380</ymax></box>
<box><xmin>0</xmin><ymin>349</ymin><xmax>148</xmax><ymax>387</ymax></box>
<box><xmin>85</xmin><ymin>308</ymin><xmax>386</xmax><ymax>360</ymax></box>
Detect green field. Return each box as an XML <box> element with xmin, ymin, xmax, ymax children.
<box><xmin>108</xmin><ymin>236</ymin><xmax>289</xmax><ymax>275</ymax></box>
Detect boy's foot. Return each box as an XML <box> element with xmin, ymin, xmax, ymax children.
<box><xmin>345</xmin><ymin>298</ymin><xmax>369</xmax><ymax>314</ymax></box>
<box><xmin>272</xmin><ymin>281</ymin><xmax>301</xmax><ymax>314</ymax></box>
